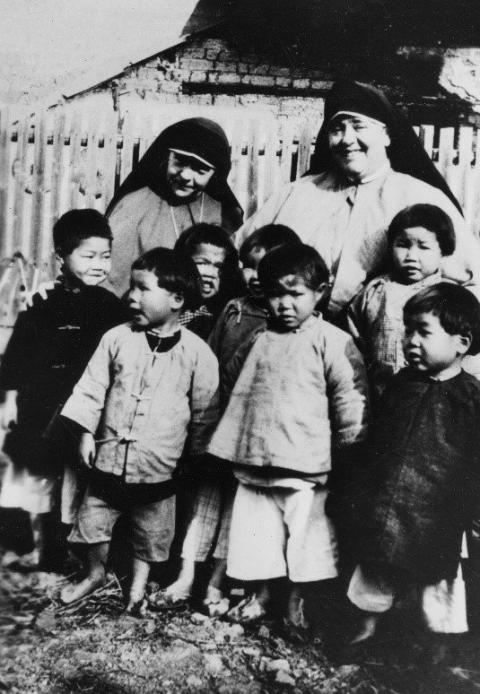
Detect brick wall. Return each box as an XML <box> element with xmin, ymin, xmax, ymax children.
<box><xmin>94</xmin><ymin>32</ymin><xmax>480</xmax><ymax>127</ymax></box>
<box><xmin>111</xmin><ymin>36</ymin><xmax>333</xmax><ymax>128</ymax></box>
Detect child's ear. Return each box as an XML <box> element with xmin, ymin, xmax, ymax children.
<box><xmin>315</xmin><ymin>282</ymin><xmax>330</xmax><ymax>301</ymax></box>
<box><xmin>171</xmin><ymin>292</ymin><xmax>185</xmax><ymax>311</ymax></box>
<box><xmin>457</xmin><ymin>333</ymin><xmax>472</xmax><ymax>356</ymax></box>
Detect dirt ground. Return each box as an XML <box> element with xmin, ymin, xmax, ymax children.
<box><xmin>2</xmin><ymin>557</ymin><xmax>480</xmax><ymax>694</ymax></box>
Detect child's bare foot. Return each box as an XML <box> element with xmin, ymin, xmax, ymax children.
<box><xmin>349</xmin><ymin>613</ymin><xmax>379</xmax><ymax>644</ymax></box>
<box><xmin>1</xmin><ymin>550</ymin><xmax>22</xmax><ymax>568</ymax></box>
<box><xmin>203</xmin><ymin>585</ymin><xmax>230</xmax><ymax>617</ymax></box>
<box><xmin>125</xmin><ymin>597</ymin><xmax>147</xmax><ymax>616</ymax></box>
<box><xmin>163</xmin><ymin>576</ymin><xmax>193</xmax><ymax>603</ymax></box>
<box><xmin>15</xmin><ymin>548</ymin><xmax>41</xmax><ymax>569</ymax></box>
<box><xmin>60</xmin><ymin>574</ymin><xmax>105</xmax><ymax>604</ymax></box>
<box><xmin>287</xmin><ymin>595</ymin><xmax>309</xmax><ymax>630</ymax></box>
<box><xmin>227</xmin><ymin>592</ymin><xmax>269</xmax><ymax>623</ymax></box>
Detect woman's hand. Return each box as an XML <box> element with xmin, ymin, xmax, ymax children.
<box><xmin>1</xmin><ymin>391</ymin><xmax>17</xmax><ymax>429</ymax></box>
<box><xmin>79</xmin><ymin>432</ymin><xmax>96</xmax><ymax>468</ymax></box>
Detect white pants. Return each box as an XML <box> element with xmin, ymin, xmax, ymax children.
<box><xmin>227</xmin><ymin>483</ymin><xmax>338</xmax><ymax>582</ymax></box>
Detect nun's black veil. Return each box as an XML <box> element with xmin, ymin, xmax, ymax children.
<box><xmin>308</xmin><ymin>80</ymin><xmax>463</xmax><ymax>215</ymax></box>
<box><xmin>106</xmin><ymin>117</ymin><xmax>243</xmax><ymax>227</ymax></box>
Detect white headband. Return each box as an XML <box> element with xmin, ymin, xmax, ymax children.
<box><xmin>329</xmin><ymin>111</ymin><xmax>386</xmax><ymax>129</ymax></box>
<box><xmin>169</xmin><ymin>148</ymin><xmax>215</xmax><ymax>169</ymax></box>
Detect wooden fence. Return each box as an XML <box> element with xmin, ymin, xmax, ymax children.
<box><xmin>1</xmin><ymin>97</ymin><xmax>480</xmax><ymax>278</ymax></box>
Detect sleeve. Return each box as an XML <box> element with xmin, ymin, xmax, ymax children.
<box><xmin>207</xmin><ymin>302</ymin><xmax>232</xmax><ymax>358</ymax></box>
<box><xmin>346</xmin><ymin>286</ymin><xmax>368</xmax><ymax>353</ymax></box>
<box><xmin>187</xmin><ymin>344</ymin><xmax>220</xmax><ymax>456</ymax></box>
<box><xmin>322</xmin><ymin>328</ymin><xmax>370</xmax><ymax>449</ymax></box>
<box><xmin>61</xmin><ymin>331</ymin><xmax>113</xmax><ymax>434</ymax></box>
<box><xmin>0</xmin><ymin>310</ymin><xmax>34</xmax><ymax>391</ymax></box>
<box><xmin>220</xmin><ymin>330</ymin><xmax>259</xmax><ymax>402</ymax></box>
<box><xmin>107</xmin><ymin>194</ymin><xmax>143</xmax><ymax>298</ymax></box>
<box><xmin>426</xmin><ymin>188</ymin><xmax>480</xmax><ymax>294</ymax></box>
<box><xmin>234</xmin><ymin>182</ymin><xmax>295</xmax><ymax>249</ymax></box>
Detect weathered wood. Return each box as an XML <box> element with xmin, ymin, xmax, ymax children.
<box><xmin>0</xmin><ymin>102</ymin><xmax>480</xmax><ymax>277</ymax></box>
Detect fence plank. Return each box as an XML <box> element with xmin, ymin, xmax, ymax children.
<box><xmin>0</xmin><ymin>109</ymin><xmax>12</xmax><ymax>257</ymax></box>
<box><xmin>2</xmin><ymin>104</ymin><xmax>480</xmax><ymax>277</ymax></box>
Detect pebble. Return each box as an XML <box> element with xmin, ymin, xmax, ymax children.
<box><xmin>275</xmin><ymin>670</ymin><xmax>296</xmax><ymax>686</ymax></box>
<box><xmin>204</xmin><ymin>653</ymin><xmax>224</xmax><ymax>676</ymax></box>
<box><xmin>337</xmin><ymin>664</ymin><xmax>361</xmax><ymax>678</ymax></box>
<box><xmin>243</xmin><ymin>647</ymin><xmax>261</xmax><ymax>658</ymax></box>
<box><xmin>143</xmin><ymin>619</ymin><xmax>156</xmax><ymax>634</ymax></box>
<box><xmin>258</xmin><ymin>625</ymin><xmax>270</xmax><ymax>638</ymax></box>
<box><xmin>266</xmin><ymin>658</ymin><xmax>290</xmax><ymax>673</ymax></box>
<box><xmin>226</xmin><ymin>623</ymin><xmax>244</xmax><ymax>641</ymax></box>
<box><xmin>186</xmin><ymin>675</ymin><xmax>203</xmax><ymax>688</ymax></box>
<box><xmin>190</xmin><ymin>612</ymin><xmax>210</xmax><ymax>625</ymax></box>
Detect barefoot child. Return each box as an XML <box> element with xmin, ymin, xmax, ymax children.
<box><xmin>347</xmin><ymin>283</ymin><xmax>480</xmax><ymax>643</ymax></box>
<box><xmin>60</xmin><ymin>248</ymin><xmax>219</xmax><ymax>610</ymax></box>
<box><xmin>207</xmin><ymin>243</ymin><xmax>369</xmax><ymax>625</ymax></box>
<box><xmin>347</xmin><ymin>204</ymin><xmax>456</xmax><ymax>402</ymax></box>
<box><xmin>0</xmin><ymin>210</ymin><xmax>124</xmax><ymax>568</ymax></box>
<box><xmin>159</xmin><ymin>225</ymin><xmax>301</xmax><ymax>614</ymax></box>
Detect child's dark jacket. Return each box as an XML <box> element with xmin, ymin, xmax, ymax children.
<box><xmin>0</xmin><ymin>281</ymin><xmax>126</xmax><ymax>473</ymax></box>
<box><xmin>357</xmin><ymin>368</ymin><xmax>480</xmax><ymax>583</ymax></box>
<box><xmin>208</xmin><ymin>295</ymin><xmax>268</xmax><ymax>367</ymax></box>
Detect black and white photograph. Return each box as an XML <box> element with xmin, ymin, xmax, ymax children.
<box><xmin>2</xmin><ymin>1</ymin><xmax>480</xmax><ymax>692</ymax></box>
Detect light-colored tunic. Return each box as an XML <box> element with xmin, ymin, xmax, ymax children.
<box><xmin>347</xmin><ymin>272</ymin><xmax>444</xmax><ymax>399</ymax></box>
<box><xmin>62</xmin><ymin>324</ymin><xmax>219</xmax><ymax>483</ymax></box>
<box><xmin>208</xmin><ymin>316</ymin><xmax>368</xmax><ymax>478</ymax></box>
<box><xmin>236</xmin><ymin>167</ymin><xmax>480</xmax><ymax>315</ymax></box>
<box><xmin>108</xmin><ymin>187</ymin><xmax>223</xmax><ymax>296</ymax></box>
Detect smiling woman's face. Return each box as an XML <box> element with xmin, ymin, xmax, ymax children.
<box><xmin>166</xmin><ymin>151</ymin><xmax>214</xmax><ymax>199</ymax></box>
<box><xmin>328</xmin><ymin>114</ymin><xmax>390</xmax><ymax>181</ymax></box>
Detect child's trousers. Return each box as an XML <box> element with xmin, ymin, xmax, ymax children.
<box><xmin>181</xmin><ymin>481</ymin><xmax>235</xmax><ymax>562</ymax></box>
<box><xmin>227</xmin><ymin>482</ymin><xmax>338</xmax><ymax>582</ymax></box>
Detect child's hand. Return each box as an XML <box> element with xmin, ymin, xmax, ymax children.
<box><xmin>1</xmin><ymin>391</ymin><xmax>17</xmax><ymax>429</ymax></box>
<box><xmin>79</xmin><ymin>432</ymin><xmax>96</xmax><ymax>468</ymax></box>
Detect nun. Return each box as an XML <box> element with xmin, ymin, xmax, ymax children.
<box><xmin>236</xmin><ymin>80</ymin><xmax>480</xmax><ymax>320</ymax></box>
<box><xmin>107</xmin><ymin>118</ymin><xmax>242</xmax><ymax>296</ymax></box>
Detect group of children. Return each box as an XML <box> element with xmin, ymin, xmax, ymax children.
<box><xmin>1</xmin><ymin>201</ymin><xmax>480</xmax><ymax>645</ymax></box>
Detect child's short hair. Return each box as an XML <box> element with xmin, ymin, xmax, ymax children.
<box><xmin>387</xmin><ymin>204</ymin><xmax>456</xmax><ymax>257</ymax></box>
<box><xmin>53</xmin><ymin>209</ymin><xmax>112</xmax><ymax>257</ymax></box>
<box><xmin>239</xmin><ymin>225</ymin><xmax>301</xmax><ymax>265</ymax></box>
<box><xmin>131</xmin><ymin>247</ymin><xmax>201</xmax><ymax>311</ymax></box>
<box><xmin>258</xmin><ymin>243</ymin><xmax>330</xmax><ymax>292</ymax></box>
<box><xmin>404</xmin><ymin>282</ymin><xmax>480</xmax><ymax>355</ymax></box>
<box><xmin>174</xmin><ymin>223</ymin><xmax>245</xmax><ymax>304</ymax></box>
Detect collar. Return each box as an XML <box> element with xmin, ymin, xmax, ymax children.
<box><xmin>347</xmin><ymin>160</ymin><xmax>391</xmax><ymax>185</ymax></box>
<box><xmin>145</xmin><ymin>329</ymin><xmax>181</xmax><ymax>353</ymax></box>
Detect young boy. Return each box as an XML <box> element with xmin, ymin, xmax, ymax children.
<box><xmin>347</xmin><ymin>283</ymin><xmax>480</xmax><ymax>643</ymax></box>
<box><xmin>60</xmin><ymin>247</ymin><xmax>219</xmax><ymax>610</ymax></box>
<box><xmin>207</xmin><ymin>243</ymin><xmax>369</xmax><ymax>625</ymax></box>
<box><xmin>347</xmin><ymin>204</ymin><xmax>456</xmax><ymax>402</ymax></box>
<box><xmin>0</xmin><ymin>209</ymin><xmax>125</xmax><ymax>568</ymax></box>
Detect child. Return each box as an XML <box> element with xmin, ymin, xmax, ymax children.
<box><xmin>0</xmin><ymin>209</ymin><xmax>125</xmax><ymax>568</ymax></box>
<box><xmin>207</xmin><ymin>243</ymin><xmax>369</xmax><ymax>625</ymax></box>
<box><xmin>347</xmin><ymin>283</ymin><xmax>480</xmax><ymax>643</ymax></box>
<box><xmin>59</xmin><ymin>247</ymin><xmax>219</xmax><ymax>610</ymax></box>
<box><xmin>158</xmin><ymin>225</ymin><xmax>301</xmax><ymax>614</ymax></box>
<box><xmin>174</xmin><ymin>223</ymin><xmax>245</xmax><ymax>341</ymax></box>
<box><xmin>347</xmin><ymin>204</ymin><xmax>456</xmax><ymax>402</ymax></box>
<box><xmin>210</xmin><ymin>224</ymin><xmax>301</xmax><ymax>368</ymax></box>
